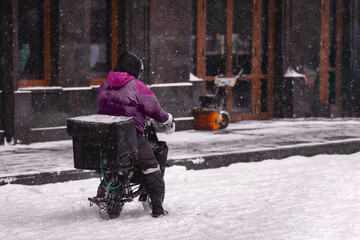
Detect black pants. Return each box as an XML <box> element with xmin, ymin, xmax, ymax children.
<box><xmin>137</xmin><ymin>135</ymin><xmax>160</xmax><ymax>172</ymax></box>
<box><xmin>136</xmin><ymin>135</ymin><xmax>165</xmax><ymax>200</ymax></box>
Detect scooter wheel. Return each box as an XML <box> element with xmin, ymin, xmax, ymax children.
<box><xmin>99</xmin><ymin>202</ymin><xmax>123</xmax><ymax>220</ymax></box>
<box><xmin>219</xmin><ymin>112</ymin><xmax>230</xmax><ymax>129</ymax></box>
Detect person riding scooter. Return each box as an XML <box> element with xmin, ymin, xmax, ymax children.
<box><xmin>97</xmin><ymin>51</ymin><xmax>175</xmax><ymax>217</ymax></box>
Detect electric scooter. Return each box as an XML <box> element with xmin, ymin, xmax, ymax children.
<box><xmin>67</xmin><ymin>115</ymin><xmax>168</xmax><ymax>220</ymax></box>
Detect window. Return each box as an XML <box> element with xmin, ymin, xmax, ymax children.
<box><xmin>18</xmin><ymin>0</ymin><xmax>50</xmax><ymax>87</ymax></box>
<box><xmin>261</xmin><ymin>0</ymin><xmax>269</xmax><ymax>75</ymax></box>
<box><xmin>260</xmin><ymin>78</ymin><xmax>268</xmax><ymax>112</ymax></box>
<box><xmin>329</xmin><ymin>0</ymin><xmax>338</xmax><ymax>68</ymax></box>
<box><xmin>205</xmin><ymin>0</ymin><xmax>227</xmax><ymax>76</ymax></box>
<box><xmin>232</xmin><ymin>0</ymin><xmax>253</xmax><ymax>75</ymax></box>
<box><xmin>231</xmin><ymin>79</ymin><xmax>252</xmax><ymax>114</ymax></box>
<box><xmin>291</xmin><ymin>0</ymin><xmax>321</xmax><ymax>74</ymax></box>
<box><xmin>89</xmin><ymin>0</ymin><xmax>119</xmax><ymax>85</ymax></box>
<box><xmin>90</xmin><ymin>0</ymin><xmax>110</xmax><ymax>78</ymax></box>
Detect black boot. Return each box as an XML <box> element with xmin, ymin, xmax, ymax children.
<box><xmin>151</xmin><ymin>192</ymin><xmax>168</xmax><ymax>218</ymax></box>
<box><xmin>143</xmin><ymin>170</ymin><xmax>168</xmax><ymax>217</ymax></box>
<box><xmin>152</xmin><ymin>207</ymin><xmax>168</xmax><ymax>218</ymax></box>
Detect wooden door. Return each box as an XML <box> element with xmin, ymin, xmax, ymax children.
<box><xmin>320</xmin><ymin>0</ymin><xmax>343</xmax><ymax>108</ymax></box>
<box><xmin>197</xmin><ymin>0</ymin><xmax>275</xmax><ymax>121</ymax></box>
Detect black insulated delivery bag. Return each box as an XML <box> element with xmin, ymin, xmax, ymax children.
<box><xmin>67</xmin><ymin>115</ymin><xmax>138</xmax><ymax>172</ymax></box>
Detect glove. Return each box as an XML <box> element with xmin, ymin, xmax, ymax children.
<box><xmin>150</xmin><ymin>113</ymin><xmax>175</xmax><ymax>134</ymax></box>
<box><xmin>167</xmin><ymin>115</ymin><xmax>175</xmax><ymax>134</ymax></box>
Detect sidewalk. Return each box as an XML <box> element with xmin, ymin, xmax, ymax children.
<box><xmin>1</xmin><ymin>118</ymin><xmax>360</xmax><ymax>185</ymax></box>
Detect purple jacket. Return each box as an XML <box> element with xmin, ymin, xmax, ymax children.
<box><xmin>97</xmin><ymin>71</ymin><xmax>169</xmax><ymax>134</ymax></box>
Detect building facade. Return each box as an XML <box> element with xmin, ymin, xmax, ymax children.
<box><xmin>0</xmin><ymin>0</ymin><xmax>359</xmax><ymax>144</ymax></box>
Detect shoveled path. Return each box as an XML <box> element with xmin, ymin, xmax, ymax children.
<box><xmin>1</xmin><ymin>119</ymin><xmax>360</xmax><ymax>185</ymax></box>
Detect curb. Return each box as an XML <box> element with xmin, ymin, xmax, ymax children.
<box><xmin>1</xmin><ymin>140</ymin><xmax>360</xmax><ymax>186</ymax></box>
<box><xmin>167</xmin><ymin>140</ymin><xmax>360</xmax><ymax>170</ymax></box>
<box><xmin>0</xmin><ymin>170</ymin><xmax>98</xmax><ymax>186</ymax></box>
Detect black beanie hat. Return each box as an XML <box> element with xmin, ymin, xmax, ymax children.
<box><xmin>113</xmin><ymin>52</ymin><xmax>143</xmax><ymax>79</ymax></box>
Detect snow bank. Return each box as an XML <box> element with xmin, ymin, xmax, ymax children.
<box><xmin>1</xmin><ymin>152</ymin><xmax>360</xmax><ymax>239</ymax></box>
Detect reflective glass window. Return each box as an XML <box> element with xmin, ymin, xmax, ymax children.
<box><xmin>18</xmin><ymin>0</ymin><xmax>44</xmax><ymax>80</ymax></box>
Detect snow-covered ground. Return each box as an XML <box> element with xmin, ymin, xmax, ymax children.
<box><xmin>1</xmin><ymin>152</ymin><xmax>360</xmax><ymax>240</ymax></box>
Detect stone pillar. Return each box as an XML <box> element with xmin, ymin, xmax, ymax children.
<box><xmin>349</xmin><ymin>0</ymin><xmax>360</xmax><ymax>116</ymax></box>
<box><xmin>0</xmin><ymin>0</ymin><xmax>19</xmax><ymax>143</ymax></box>
<box><xmin>13</xmin><ymin>91</ymin><xmax>32</xmax><ymax>144</ymax></box>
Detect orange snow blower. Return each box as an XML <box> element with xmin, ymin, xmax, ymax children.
<box><xmin>193</xmin><ymin>109</ymin><xmax>221</xmax><ymax>131</ymax></box>
<box><xmin>192</xmin><ymin>72</ymin><xmax>241</xmax><ymax>131</ymax></box>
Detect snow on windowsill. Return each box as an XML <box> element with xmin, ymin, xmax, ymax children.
<box><xmin>62</xmin><ymin>86</ymin><xmax>94</xmax><ymax>91</ymax></box>
<box><xmin>29</xmin><ymin>117</ymin><xmax>193</xmax><ymax>132</ymax></box>
<box><xmin>18</xmin><ymin>86</ymin><xmax>99</xmax><ymax>92</ymax></box>
<box><xmin>189</xmin><ymin>73</ymin><xmax>203</xmax><ymax>82</ymax></box>
<box><xmin>18</xmin><ymin>86</ymin><xmax>63</xmax><ymax>92</ymax></box>
<box><xmin>150</xmin><ymin>82</ymin><xmax>193</xmax><ymax>88</ymax></box>
<box><xmin>31</xmin><ymin>126</ymin><xmax>67</xmax><ymax>131</ymax></box>
<box><xmin>284</xmin><ymin>68</ymin><xmax>307</xmax><ymax>81</ymax></box>
<box><xmin>16</xmin><ymin>79</ymin><xmax>198</xmax><ymax>92</ymax></box>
